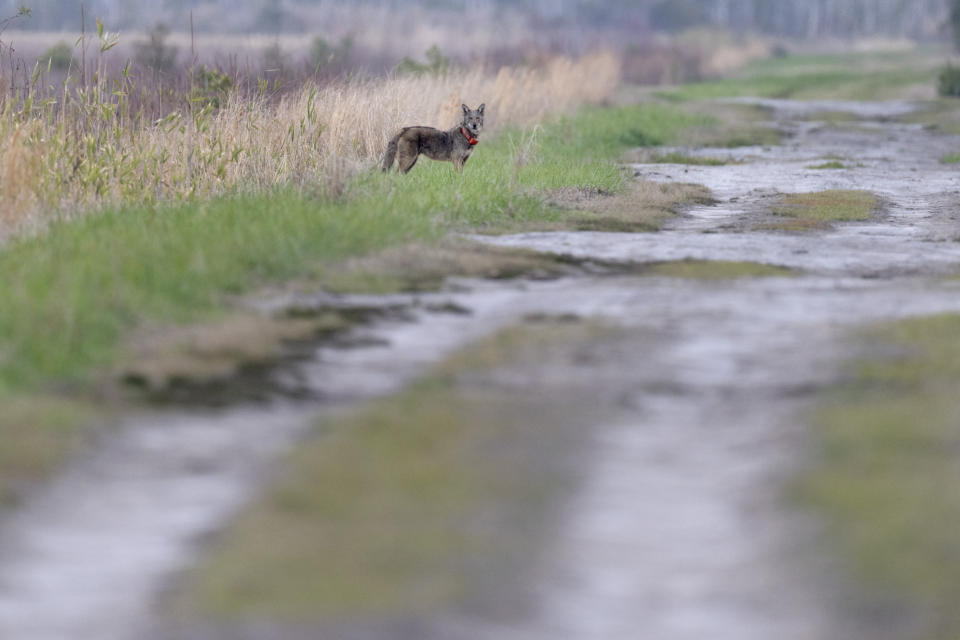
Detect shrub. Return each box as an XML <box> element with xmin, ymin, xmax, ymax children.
<box><xmin>262</xmin><ymin>41</ymin><xmax>286</xmax><ymax>70</ymax></box>
<box><xmin>308</xmin><ymin>35</ymin><xmax>352</xmax><ymax>72</ymax></box>
<box><xmin>190</xmin><ymin>65</ymin><xmax>233</xmax><ymax>109</ymax></box>
<box><xmin>396</xmin><ymin>45</ymin><xmax>450</xmax><ymax>76</ymax></box>
<box><xmin>134</xmin><ymin>23</ymin><xmax>178</xmax><ymax>72</ymax></box>
<box><xmin>938</xmin><ymin>63</ymin><xmax>960</xmax><ymax>97</ymax></box>
<box><xmin>40</xmin><ymin>41</ymin><xmax>75</xmax><ymax>71</ymax></box>
<box><xmin>951</xmin><ymin>0</ymin><xmax>960</xmax><ymax>51</ymax></box>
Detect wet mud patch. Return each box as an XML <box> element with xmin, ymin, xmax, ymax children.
<box><xmin>622</xmin><ymin>149</ymin><xmax>732</xmax><ymax>166</ymax></box>
<box><xmin>641</xmin><ymin>258</ymin><xmax>795</xmax><ymax>279</ymax></box>
<box><xmin>796</xmin><ymin>110</ymin><xmax>865</xmax><ymax>124</ymax></box>
<box><xmin>159</xmin><ymin>320</ymin><xmax>641</xmax><ymax>637</ymax></box>
<box><xmin>119</xmin><ymin>305</ymin><xmax>413</xmax><ymax>405</ymax></box>
<box><xmin>312</xmin><ymin>240</ymin><xmax>585</xmax><ymax>294</ymax></box>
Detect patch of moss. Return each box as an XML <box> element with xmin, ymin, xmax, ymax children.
<box><xmin>806</xmin><ymin>161</ymin><xmax>846</xmax><ymax>170</ymax></box>
<box><xmin>768</xmin><ymin>189</ymin><xmax>878</xmax><ymax>231</ymax></box>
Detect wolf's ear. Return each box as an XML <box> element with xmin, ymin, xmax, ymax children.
<box><xmin>461</xmin><ymin>104</ymin><xmax>469</xmax><ymax>114</ymax></box>
<box><xmin>478</xmin><ymin>103</ymin><xmax>485</xmax><ymax>114</ymax></box>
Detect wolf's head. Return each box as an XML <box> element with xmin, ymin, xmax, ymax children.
<box><xmin>461</xmin><ymin>103</ymin><xmax>485</xmax><ymax>137</ymax></box>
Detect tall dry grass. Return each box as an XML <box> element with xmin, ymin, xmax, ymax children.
<box><xmin>0</xmin><ymin>51</ymin><xmax>619</xmax><ymax>235</ymax></box>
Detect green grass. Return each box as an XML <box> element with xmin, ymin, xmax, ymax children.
<box><xmin>769</xmin><ymin>189</ymin><xmax>878</xmax><ymax>231</ymax></box>
<box><xmin>806</xmin><ymin>161</ymin><xmax>846</xmax><ymax>169</ymax></box>
<box><xmin>800</xmin><ymin>314</ymin><xmax>960</xmax><ymax>639</ymax></box>
<box><xmin>658</xmin><ymin>51</ymin><xmax>939</xmax><ymax>102</ymax></box>
<box><xmin>940</xmin><ymin>152</ymin><xmax>960</xmax><ymax>164</ymax></box>
<box><xmin>0</xmin><ymin>190</ymin><xmax>437</xmax><ymax>395</ymax></box>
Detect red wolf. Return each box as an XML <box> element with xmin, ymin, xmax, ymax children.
<box><xmin>381</xmin><ymin>103</ymin><xmax>485</xmax><ymax>173</ymax></box>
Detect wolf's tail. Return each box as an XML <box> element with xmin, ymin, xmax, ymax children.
<box><xmin>381</xmin><ymin>134</ymin><xmax>400</xmax><ymax>172</ymax></box>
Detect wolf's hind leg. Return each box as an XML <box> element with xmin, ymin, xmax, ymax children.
<box><xmin>397</xmin><ymin>140</ymin><xmax>419</xmax><ymax>174</ymax></box>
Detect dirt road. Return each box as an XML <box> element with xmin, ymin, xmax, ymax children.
<box><xmin>1</xmin><ymin>99</ymin><xmax>959</xmax><ymax>639</ymax></box>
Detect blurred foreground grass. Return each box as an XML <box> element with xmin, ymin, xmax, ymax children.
<box><xmin>175</xmin><ymin>320</ymin><xmax>614</xmax><ymax>622</ymax></box>
<box><xmin>801</xmin><ymin>314</ymin><xmax>960</xmax><ymax>639</ymax></box>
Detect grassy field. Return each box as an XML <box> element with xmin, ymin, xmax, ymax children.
<box><xmin>800</xmin><ymin>314</ymin><xmax>960</xmax><ymax>640</ymax></box>
<box><xmin>657</xmin><ymin>50</ymin><xmax>940</xmax><ymax>102</ymax></box>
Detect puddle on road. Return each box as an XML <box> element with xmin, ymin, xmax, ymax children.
<box><xmin>1</xmin><ymin>98</ymin><xmax>960</xmax><ymax>640</ymax></box>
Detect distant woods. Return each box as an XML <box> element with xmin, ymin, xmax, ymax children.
<box><xmin>952</xmin><ymin>0</ymin><xmax>960</xmax><ymax>50</ymax></box>
<box><xmin>0</xmin><ymin>0</ymin><xmax>951</xmax><ymax>41</ymax></box>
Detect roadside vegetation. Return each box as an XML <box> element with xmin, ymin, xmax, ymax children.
<box><xmin>800</xmin><ymin>314</ymin><xmax>960</xmax><ymax>640</ymax></box>
<box><xmin>0</xmin><ymin>51</ymin><xmax>618</xmax><ymax>231</ymax></box>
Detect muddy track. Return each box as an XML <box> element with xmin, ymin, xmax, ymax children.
<box><xmin>2</xmin><ymin>99</ymin><xmax>960</xmax><ymax>640</ymax></box>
